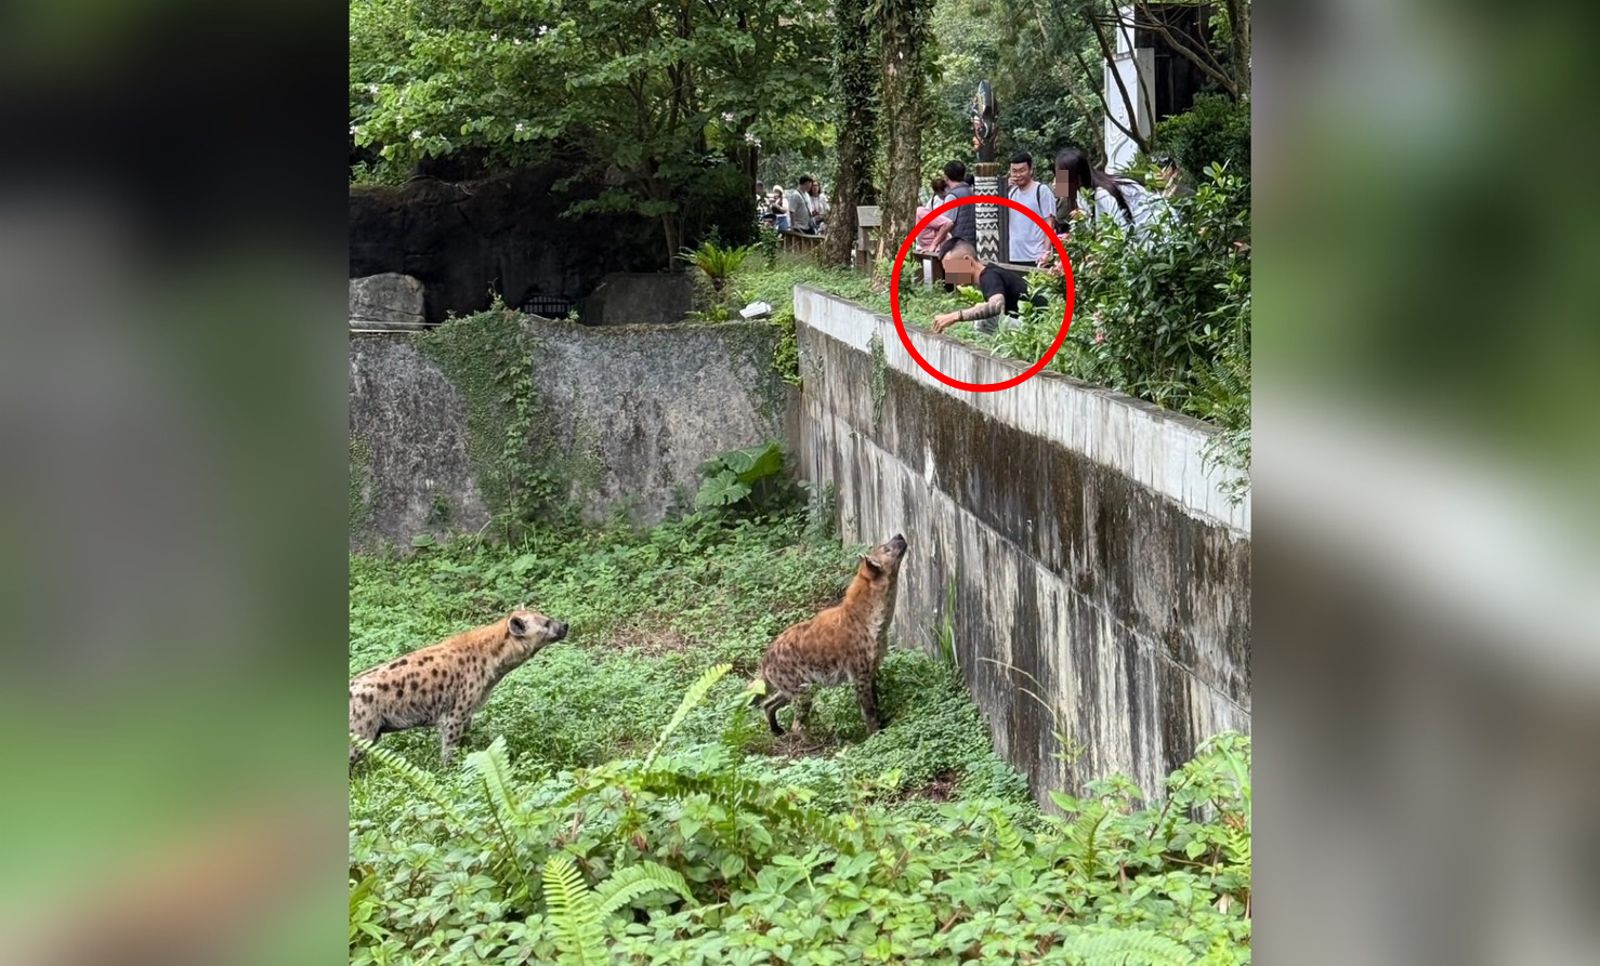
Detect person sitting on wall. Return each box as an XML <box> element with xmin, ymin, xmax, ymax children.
<box><xmin>913</xmin><ymin>202</ymin><xmax>954</xmax><ymax>255</ymax></box>
<box><xmin>930</xmin><ymin>240</ymin><xmax>1045</xmax><ymax>334</ymax></box>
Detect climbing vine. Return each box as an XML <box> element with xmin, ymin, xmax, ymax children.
<box><xmin>348</xmin><ymin>435</ymin><xmax>373</xmax><ymax>532</ymax></box>
<box><xmin>869</xmin><ymin>332</ymin><xmax>889</xmax><ymax>427</ymax></box>
<box><xmin>417</xmin><ymin>306</ymin><xmax>563</xmax><ymax>542</ymax></box>
<box><xmin>770</xmin><ymin>310</ymin><xmax>802</xmax><ymax>389</ymax></box>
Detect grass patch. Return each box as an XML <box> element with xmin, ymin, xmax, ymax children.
<box><xmin>350</xmin><ymin>508</ymin><xmax>1015</xmax><ymax>799</ymax></box>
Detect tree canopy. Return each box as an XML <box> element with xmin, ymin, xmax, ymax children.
<box><xmin>350</xmin><ymin>0</ymin><xmax>833</xmax><ymax>259</ymax></box>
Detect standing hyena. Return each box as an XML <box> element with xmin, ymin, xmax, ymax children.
<box><xmin>756</xmin><ymin>533</ymin><xmax>907</xmax><ymax>736</ymax></box>
<box><xmin>349</xmin><ymin>607</ymin><xmax>569</xmax><ymax>766</ymax></box>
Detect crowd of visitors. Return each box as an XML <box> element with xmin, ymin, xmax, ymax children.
<box><xmin>755</xmin><ymin>144</ymin><xmax>1185</xmax><ymax>332</ymax></box>
<box><xmin>916</xmin><ymin>145</ymin><xmax>1185</xmax><ymax>332</ymax></box>
<box><xmin>758</xmin><ymin>175</ymin><xmax>828</xmax><ymax>234</ymax></box>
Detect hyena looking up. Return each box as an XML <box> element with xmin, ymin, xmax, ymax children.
<box><xmin>755</xmin><ymin>533</ymin><xmax>907</xmax><ymax>736</ymax></box>
<box><xmin>349</xmin><ymin>607</ymin><xmax>568</xmax><ymax>767</ymax></box>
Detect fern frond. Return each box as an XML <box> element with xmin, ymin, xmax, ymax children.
<box><xmin>594</xmin><ymin>861</ymin><xmax>696</xmax><ymax>914</ymax></box>
<box><xmin>644</xmin><ymin>663</ymin><xmax>731</xmax><ymax>769</ymax></box>
<box><xmin>352</xmin><ymin>734</ymin><xmax>471</xmax><ymax>831</ymax></box>
<box><xmin>636</xmin><ymin>767</ymin><xmax>858</xmax><ymax>855</ymax></box>
<box><xmin>542</xmin><ymin>854</ymin><xmax>607</xmax><ymax>966</ymax></box>
<box><xmin>1067</xmin><ymin>803</ymin><xmax>1112</xmax><ymax>879</ymax></box>
<box><xmin>990</xmin><ymin>810</ymin><xmax>1023</xmax><ymax>859</ymax></box>
<box><xmin>1057</xmin><ymin>925</ymin><xmax>1196</xmax><ymax>965</ymax></box>
<box><xmin>467</xmin><ymin>736</ymin><xmax>522</xmax><ymax>826</ymax></box>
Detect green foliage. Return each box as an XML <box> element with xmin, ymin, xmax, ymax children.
<box><xmin>349</xmin><ymin>435</ymin><xmax>373</xmax><ymax>531</ymax></box>
<box><xmin>350</xmin><ymin>0</ymin><xmax>831</xmax><ymax>261</ymax></box>
<box><xmin>351</xmin><ymin>511</ymin><xmax>1249</xmax><ymax>963</ymax></box>
<box><xmin>680</xmin><ymin>240</ymin><xmax>755</xmax><ymax>294</ymax></box>
<box><xmin>644</xmin><ymin>663</ymin><xmax>731</xmax><ymax>768</ymax></box>
<box><xmin>350</xmin><ymin>670</ymin><xmax>1250</xmax><ymax>961</ymax></box>
<box><xmin>693</xmin><ymin>440</ymin><xmax>792</xmax><ymax>513</ymax></box>
<box><xmin>416</xmin><ymin>308</ymin><xmax>572</xmax><ymax>541</ymax></box>
<box><xmin>1157</xmin><ymin>94</ymin><xmax>1253</xmax><ymax>179</ymax></box>
<box><xmin>542</xmin><ymin>855</ymin><xmax>606</xmax><ymax>966</ymax></box>
<box><xmin>769</xmin><ymin>307</ymin><xmax>801</xmax><ymax>386</ymax></box>
<box><xmin>943</xmin><ymin>166</ymin><xmax>1253</xmax><ymax>496</ymax></box>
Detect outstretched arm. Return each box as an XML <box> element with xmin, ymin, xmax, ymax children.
<box><xmin>933</xmin><ymin>293</ymin><xmax>1005</xmax><ymax>333</ymax></box>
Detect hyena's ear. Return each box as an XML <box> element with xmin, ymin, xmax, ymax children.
<box><xmin>509</xmin><ymin>616</ymin><xmax>528</xmax><ymax>637</ymax></box>
<box><xmin>861</xmin><ymin>554</ymin><xmax>883</xmax><ymax>573</ymax></box>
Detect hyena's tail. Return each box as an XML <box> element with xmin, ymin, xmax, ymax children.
<box><xmin>746</xmin><ymin>670</ymin><xmax>770</xmax><ymax>707</ymax></box>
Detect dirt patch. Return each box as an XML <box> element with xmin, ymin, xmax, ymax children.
<box><xmin>599</xmin><ymin>614</ymin><xmax>695</xmax><ymax>656</ymax></box>
<box><xmin>900</xmin><ymin>770</ymin><xmax>961</xmax><ymax>803</ymax></box>
<box><xmin>747</xmin><ymin>729</ymin><xmax>837</xmax><ymax>760</ymax></box>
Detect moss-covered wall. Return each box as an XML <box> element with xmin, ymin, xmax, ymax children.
<box><xmin>349</xmin><ymin>314</ymin><xmax>794</xmax><ymax>549</ymax></box>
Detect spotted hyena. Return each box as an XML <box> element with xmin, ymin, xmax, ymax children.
<box><xmin>349</xmin><ymin>607</ymin><xmax>569</xmax><ymax>766</ymax></box>
<box><xmin>755</xmin><ymin>533</ymin><xmax>907</xmax><ymax>736</ymax></box>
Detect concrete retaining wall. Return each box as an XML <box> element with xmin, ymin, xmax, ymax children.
<box><xmin>350</xmin><ymin>317</ymin><xmax>790</xmax><ymax>549</ymax></box>
<box><xmin>792</xmin><ymin>285</ymin><xmax>1250</xmax><ymax>800</ymax></box>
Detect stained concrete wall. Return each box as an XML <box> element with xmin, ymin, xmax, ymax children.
<box><xmin>349</xmin><ymin>317</ymin><xmax>789</xmax><ymax>550</ymax></box>
<box><xmin>524</xmin><ymin>320</ymin><xmax>791</xmax><ymax>523</ymax></box>
<box><xmin>349</xmin><ymin>334</ymin><xmax>490</xmax><ymax>550</ymax></box>
<box><xmin>792</xmin><ymin>285</ymin><xmax>1250</xmax><ymax>801</ymax></box>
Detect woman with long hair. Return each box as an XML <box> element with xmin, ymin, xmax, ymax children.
<box><xmin>1053</xmin><ymin>148</ymin><xmax>1147</xmax><ymax>228</ymax></box>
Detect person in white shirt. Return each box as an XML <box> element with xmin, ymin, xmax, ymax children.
<box><xmin>806</xmin><ymin>178</ymin><xmax>829</xmax><ymax>233</ymax></box>
<box><xmin>1053</xmin><ymin>147</ymin><xmax>1163</xmax><ymax>232</ymax></box>
<box><xmin>1005</xmin><ymin>151</ymin><xmax>1058</xmax><ymax>265</ymax></box>
<box><xmin>786</xmin><ymin>176</ymin><xmax>818</xmax><ymax>233</ymax></box>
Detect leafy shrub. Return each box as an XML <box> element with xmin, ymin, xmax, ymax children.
<box><xmin>350</xmin><ymin>666</ymin><xmax>1252</xmax><ymax>963</ymax></box>
<box><xmin>680</xmin><ymin>240</ymin><xmax>755</xmax><ymax>294</ymax></box>
<box><xmin>694</xmin><ymin>440</ymin><xmax>791</xmax><ymax>512</ymax></box>
<box><xmin>1156</xmin><ymin>94</ymin><xmax>1251</xmax><ymax>179</ymax></box>
<box><xmin>351</xmin><ymin>513</ymin><xmax>1250</xmax><ymax>962</ymax></box>
<box><xmin>946</xmin><ymin>165</ymin><xmax>1252</xmax><ymax>494</ymax></box>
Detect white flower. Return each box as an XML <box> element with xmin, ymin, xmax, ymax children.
<box><xmin>721</xmin><ymin>112</ymin><xmax>736</xmax><ymax>123</ymax></box>
<box><xmin>513</xmin><ymin>37</ymin><xmax>521</xmax><ymax>45</ymax></box>
<box><xmin>536</xmin><ymin>25</ymin><xmax>550</xmax><ymax>36</ymax></box>
<box><xmin>349</xmin><ymin>124</ymin><xmax>359</xmax><ymax>136</ymax></box>
<box><xmin>367</xmin><ymin>83</ymin><xmax>379</xmax><ymax>95</ymax></box>
<box><xmin>410</xmin><ymin>129</ymin><xmax>422</xmax><ymax>141</ymax></box>
<box><xmin>515</xmin><ymin>122</ymin><xmax>525</xmax><ymax>133</ymax></box>
<box><xmin>490</xmin><ymin>32</ymin><xmax>499</xmax><ymax>41</ymax></box>
<box><xmin>744</xmin><ymin>132</ymin><xmax>761</xmax><ymax>146</ymax></box>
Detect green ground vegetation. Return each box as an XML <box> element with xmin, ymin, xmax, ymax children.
<box><xmin>350</xmin><ymin>506</ymin><xmax>1251</xmax><ymax>963</ymax></box>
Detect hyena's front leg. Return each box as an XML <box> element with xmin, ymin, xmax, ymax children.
<box><xmin>437</xmin><ymin>711</ymin><xmax>471</xmax><ymax>767</ymax></box>
<box><xmin>853</xmin><ymin>674</ymin><xmax>883</xmax><ymax>734</ymax></box>
<box><xmin>349</xmin><ymin>694</ymin><xmax>380</xmax><ymax>765</ymax></box>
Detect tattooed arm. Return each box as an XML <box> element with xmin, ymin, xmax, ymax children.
<box><xmin>933</xmin><ymin>293</ymin><xmax>1005</xmax><ymax>333</ymax></box>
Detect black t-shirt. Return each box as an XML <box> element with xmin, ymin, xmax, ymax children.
<box><xmin>978</xmin><ymin>264</ymin><xmax>1028</xmax><ymax>315</ymax></box>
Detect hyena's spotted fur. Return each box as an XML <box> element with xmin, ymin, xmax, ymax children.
<box><xmin>756</xmin><ymin>534</ymin><xmax>907</xmax><ymax>736</ymax></box>
<box><xmin>349</xmin><ymin>607</ymin><xmax>568</xmax><ymax>766</ymax></box>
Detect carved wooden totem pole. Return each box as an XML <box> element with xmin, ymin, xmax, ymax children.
<box><xmin>970</xmin><ymin>80</ymin><xmax>1005</xmax><ymax>263</ymax></box>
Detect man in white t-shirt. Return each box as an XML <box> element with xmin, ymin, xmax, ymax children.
<box><xmin>1005</xmin><ymin>151</ymin><xmax>1057</xmax><ymax>265</ymax></box>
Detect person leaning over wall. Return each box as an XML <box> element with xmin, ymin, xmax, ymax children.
<box><xmin>930</xmin><ymin>240</ymin><xmax>1047</xmax><ymax>335</ymax></box>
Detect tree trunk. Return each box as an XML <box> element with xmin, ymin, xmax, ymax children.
<box><xmin>820</xmin><ymin>0</ymin><xmax>880</xmax><ymax>268</ymax></box>
<box><xmin>879</xmin><ymin>0</ymin><xmax>933</xmax><ymax>266</ymax></box>
<box><xmin>1225</xmin><ymin>0</ymin><xmax>1250</xmax><ymax>95</ymax></box>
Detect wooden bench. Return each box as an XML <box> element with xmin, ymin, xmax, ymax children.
<box><xmin>853</xmin><ymin>205</ymin><xmax>880</xmax><ymax>270</ymax></box>
<box><xmin>779</xmin><ymin>229</ymin><xmax>823</xmax><ymax>254</ymax></box>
